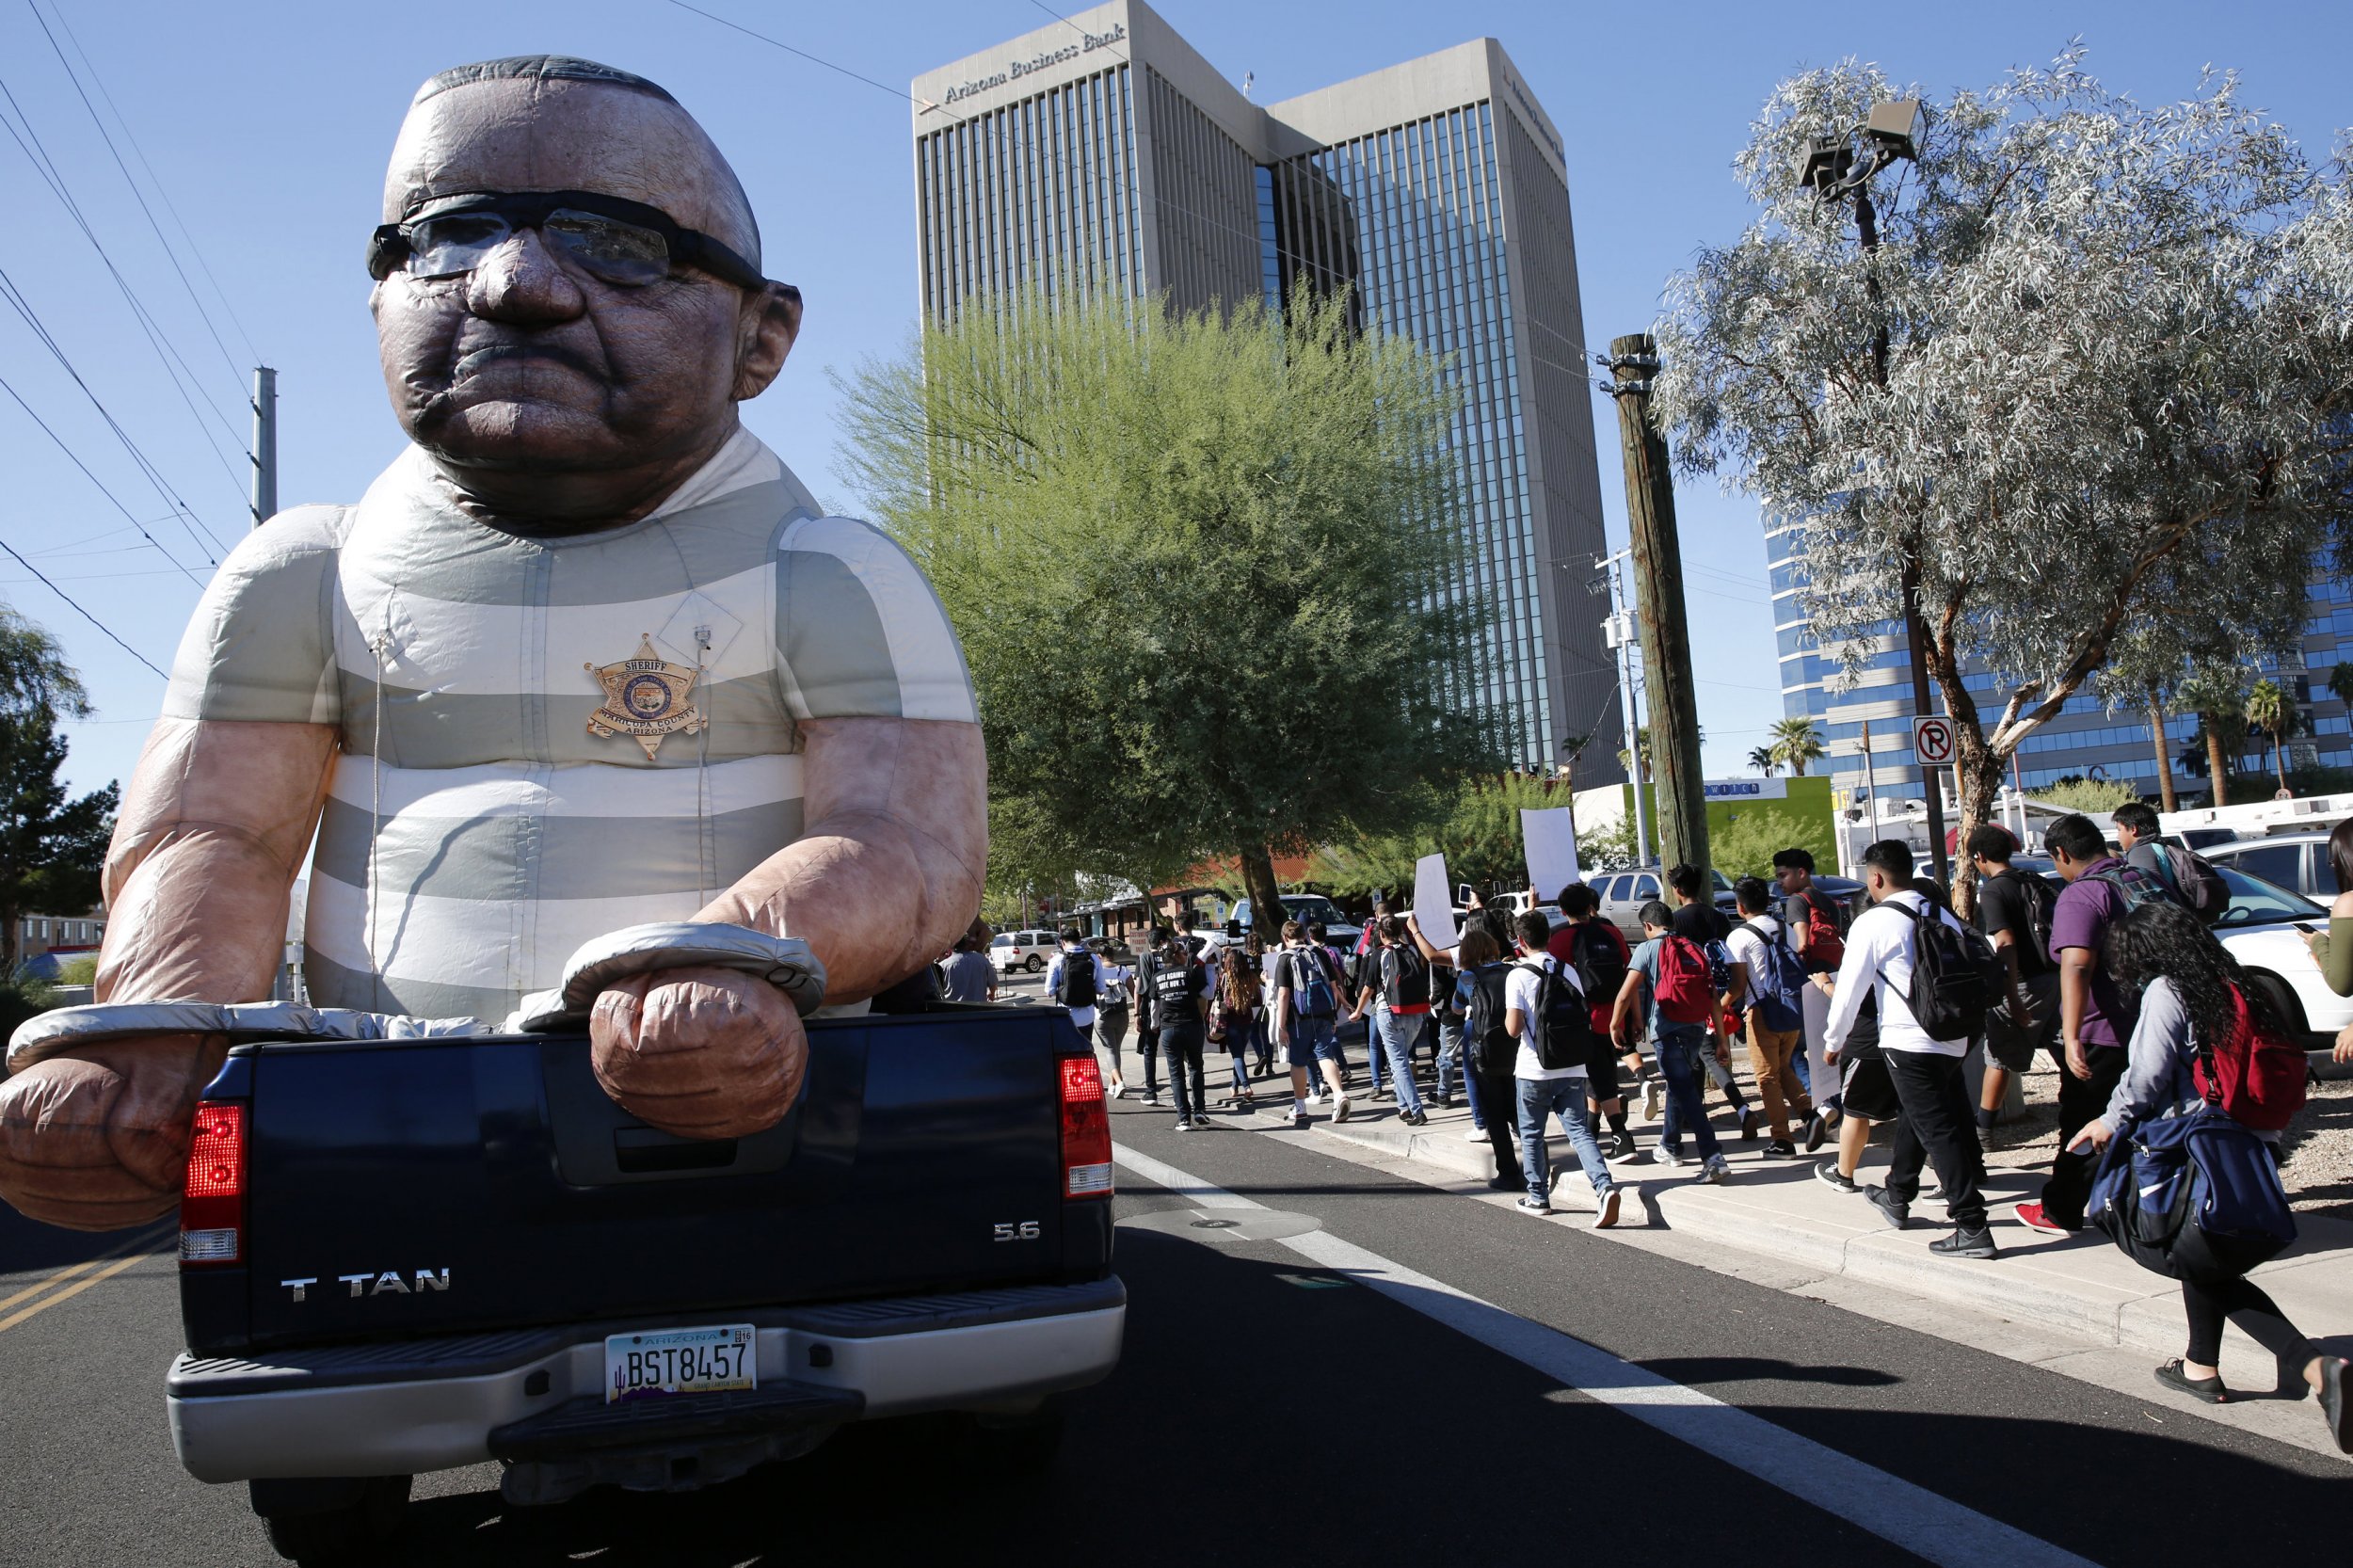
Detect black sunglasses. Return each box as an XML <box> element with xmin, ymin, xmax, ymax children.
<box><xmin>366</xmin><ymin>189</ymin><xmax>768</xmax><ymax>292</ymax></box>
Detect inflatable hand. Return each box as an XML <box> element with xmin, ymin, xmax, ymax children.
<box><xmin>0</xmin><ymin>1035</ymin><xmax>226</xmax><ymax>1231</ymax></box>
<box><xmin>589</xmin><ymin>966</ymin><xmax>807</xmax><ymax>1140</ymax></box>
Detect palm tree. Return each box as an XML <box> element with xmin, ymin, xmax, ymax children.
<box><xmin>2329</xmin><ymin>662</ymin><xmax>2353</xmax><ymax>712</ymax></box>
<box><xmin>2144</xmin><ymin>683</ymin><xmax>2178</xmax><ymax>814</ymax></box>
<box><xmin>2244</xmin><ymin>678</ymin><xmax>2298</xmax><ymax>797</ymax></box>
<box><xmin>2178</xmin><ymin>670</ymin><xmax>2246</xmax><ymax>808</ymax></box>
<box><xmin>1769</xmin><ymin>716</ymin><xmax>1826</xmax><ymax>776</ymax></box>
<box><xmin>1747</xmin><ymin>745</ymin><xmax>1781</xmax><ymax>777</ymax></box>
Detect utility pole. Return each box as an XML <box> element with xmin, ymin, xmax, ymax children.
<box><xmin>248</xmin><ymin>366</ymin><xmax>278</xmax><ymax>527</ymax></box>
<box><xmin>1597</xmin><ymin>549</ymin><xmax>1653</xmax><ymax>868</ymax></box>
<box><xmin>1607</xmin><ymin>334</ymin><xmax>1708</xmax><ymax>881</ymax></box>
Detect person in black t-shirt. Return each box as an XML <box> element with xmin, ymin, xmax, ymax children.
<box><xmin>1150</xmin><ymin>932</ymin><xmax>1212</xmax><ymax>1129</ymax></box>
<box><xmin>1967</xmin><ymin>824</ymin><xmax>2054</xmax><ymax>1129</ymax></box>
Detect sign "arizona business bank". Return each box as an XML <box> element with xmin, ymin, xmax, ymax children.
<box><xmin>940</xmin><ymin>22</ymin><xmax>1127</xmax><ymax>105</ymax></box>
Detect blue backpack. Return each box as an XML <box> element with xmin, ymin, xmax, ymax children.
<box><xmin>1288</xmin><ymin>945</ymin><xmax>1337</xmax><ymax>1018</ymax></box>
<box><xmin>1741</xmin><ymin>920</ymin><xmax>1807</xmax><ymax>1033</ymax></box>
<box><xmin>2089</xmin><ymin>1103</ymin><xmax>2297</xmax><ymax>1278</ymax></box>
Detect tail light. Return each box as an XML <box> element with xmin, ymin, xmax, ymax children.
<box><xmin>1058</xmin><ymin>1056</ymin><xmax>1112</xmax><ymax>1199</ymax></box>
<box><xmin>180</xmin><ymin>1101</ymin><xmax>247</xmax><ymax>1266</ymax></box>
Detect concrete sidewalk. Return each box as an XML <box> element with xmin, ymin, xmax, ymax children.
<box><xmin>1240</xmin><ymin>1089</ymin><xmax>2353</xmax><ymax>1390</ymax></box>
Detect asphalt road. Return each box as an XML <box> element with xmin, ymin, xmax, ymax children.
<box><xmin>1</xmin><ymin>1085</ymin><xmax>2345</xmax><ymax>1567</ymax></box>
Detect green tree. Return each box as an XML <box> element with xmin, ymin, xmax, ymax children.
<box><xmin>1307</xmin><ymin>773</ymin><xmax>1574</xmax><ymax>898</ymax></box>
<box><xmin>834</xmin><ymin>284</ymin><xmax>1492</xmax><ymax>928</ymax></box>
<box><xmin>1769</xmin><ymin>716</ymin><xmax>1826</xmax><ymax>776</ymax></box>
<box><xmin>1746</xmin><ymin>745</ymin><xmax>1780</xmax><ymax>777</ymax></box>
<box><xmin>2177</xmin><ymin>667</ymin><xmax>2249</xmax><ymax>808</ymax></box>
<box><xmin>1</xmin><ymin>608</ymin><xmax>118</xmax><ymax>970</ymax></box>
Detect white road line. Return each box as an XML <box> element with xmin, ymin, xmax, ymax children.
<box><xmin>1113</xmin><ymin>1142</ymin><xmax>2100</xmax><ymax>1568</ymax></box>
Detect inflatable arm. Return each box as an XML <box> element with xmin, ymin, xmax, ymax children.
<box><xmin>0</xmin><ymin>717</ymin><xmax>336</xmax><ymax>1229</ymax></box>
<box><xmin>588</xmin><ymin>716</ymin><xmax>985</xmax><ymax>1140</ymax></box>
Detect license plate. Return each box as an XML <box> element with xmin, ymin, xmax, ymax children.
<box><xmin>602</xmin><ymin>1324</ymin><xmax>757</xmax><ymax>1404</ymax></box>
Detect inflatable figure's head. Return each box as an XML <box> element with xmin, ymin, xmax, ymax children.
<box><xmin>369</xmin><ymin>56</ymin><xmax>801</xmax><ymax>521</ymax></box>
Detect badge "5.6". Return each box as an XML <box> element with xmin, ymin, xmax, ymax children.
<box><xmin>992</xmin><ymin>1221</ymin><xmax>1042</xmax><ymax>1242</ymax></box>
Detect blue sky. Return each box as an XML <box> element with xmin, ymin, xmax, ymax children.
<box><xmin>6</xmin><ymin>0</ymin><xmax>2350</xmax><ymax>803</ymax></box>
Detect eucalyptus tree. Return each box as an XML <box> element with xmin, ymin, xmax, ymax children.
<box><xmin>1655</xmin><ymin>52</ymin><xmax>2353</xmax><ymax>896</ymax></box>
<box><xmin>834</xmin><ymin>284</ymin><xmax>1493</xmax><ymax>929</ymax></box>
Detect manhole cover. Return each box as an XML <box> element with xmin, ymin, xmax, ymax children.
<box><xmin>1191</xmin><ymin>1218</ymin><xmax>1239</xmax><ymax>1230</ymax></box>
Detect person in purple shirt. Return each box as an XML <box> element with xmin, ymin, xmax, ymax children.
<box><xmin>2018</xmin><ymin>812</ymin><xmax>2151</xmax><ymax>1233</ymax></box>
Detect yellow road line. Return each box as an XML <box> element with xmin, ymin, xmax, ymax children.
<box><xmin>0</xmin><ymin>1224</ymin><xmax>173</xmax><ymax>1332</ymax></box>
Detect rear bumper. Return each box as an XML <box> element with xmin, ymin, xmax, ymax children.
<box><xmin>168</xmin><ymin>1277</ymin><xmax>1125</xmax><ymax>1482</ymax></box>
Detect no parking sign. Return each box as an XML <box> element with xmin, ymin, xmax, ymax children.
<box><xmin>1913</xmin><ymin>715</ymin><xmax>1956</xmax><ymax>766</ymax></box>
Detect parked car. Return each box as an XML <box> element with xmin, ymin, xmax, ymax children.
<box><xmin>2201</xmin><ymin>833</ymin><xmax>2334</xmax><ymax>903</ymax></box>
<box><xmin>1588</xmin><ymin>868</ymin><xmax>1862</xmax><ymax>942</ymax></box>
<box><xmin>1225</xmin><ymin>894</ymin><xmax>1365</xmax><ymax>951</ymax></box>
<box><xmin>988</xmin><ymin>929</ymin><xmax>1059</xmax><ymax>973</ymax></box>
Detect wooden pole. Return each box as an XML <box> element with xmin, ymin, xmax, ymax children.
<box><xmin>1609</xmin><ymin>334</ymin><xmax>1709</xmax><ymax>882</ymax></box>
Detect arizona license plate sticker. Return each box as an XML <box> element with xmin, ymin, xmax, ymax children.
<box><xmin>603</xmin><ymin>1323</ymin><xmax>757</xmax><ymax>1403</ymax></box>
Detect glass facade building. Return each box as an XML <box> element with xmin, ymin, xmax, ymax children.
<box><xmin>911</xmin><ymin>2</ymin><xmax>1619</xmax><ymax>775</ymax></box>
<box><xmin>1769</xmin><ymin>519</ymin><xmax>2350</xmax><ymax>802</ymax></box>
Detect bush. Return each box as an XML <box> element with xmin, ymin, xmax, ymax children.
<box><xmin>2032</xmin><ymin>777</ymin><xmax>2137</xmax><ymax>813</ymax></box>
<box><xmin>0</xmin><ymin>970</ymin><xmax>56</xmax><ymax>1042</ymax></box>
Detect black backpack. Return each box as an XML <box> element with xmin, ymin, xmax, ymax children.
<box><xmin>1465</xmin><ymin>962</ymin><xmax>1515</xmax><ymax>1076</ymax></box>
<box><xmin>1057</xmin><ymin>949</ymin><xmax>1098</xmax><ymax>1009</ymax></box>
<box><xmin>1994</xmin><ymin>868</ymin><xmax>2059</xmax><ymax>977</ymax></box>
<box><xmin>1570</xmin><ymin>921</ymin><xmax>1629</xmax><ymax>1009</ymax></box>
<box><xmin>1520</xmin><ymin>960</ymin><xmax>1593</xmax><ymax>1071</ymax></box>
<box><xmin>1382</xmin><ymin>945</ymin><xmax>1432</xmax><ymax>1009</ymax></box>
<box><xmin>1884</xmin><ymin>899</ymin><xmax>1990</xmax><ymax>1043</ymax></box>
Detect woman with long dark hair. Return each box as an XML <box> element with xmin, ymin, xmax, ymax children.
<box><xmin>2077</xmin><ymin>901</ymin><xmax>2349</xmax><ymax>1446</ymax></box>
<box><xmin>1213</xmin><ymin>947</ymin><xmax>1260</xmax><ymax>1110</ymax></box>
<box><xmin>2298</xmin><ymin>816</ymin><xmax>2353</xmax><ymax>1066</ymax></box>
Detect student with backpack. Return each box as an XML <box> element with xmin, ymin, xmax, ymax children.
<box><xmin>2021</xmin><ymin>813</ymin><xmax>2149</xmax><ymax>1235</ymax></box>
<box><xmin>1774</xmin><ymin>847</ymin><xmax>1849</xmax><ymax>1147</ymax></box>
<box><xmin>1824</xmin><ymin>840</ymin><xmax>1996</xmax><ymax>1259</ymax></box>
<box><xmin>1507</xmin><ymin>910</ymin><xmax>1624</xmax><ymax>1224</ymax></box>
<box><xmin>1271</xmin><ymin>920</ymin><xmax>1351</xmax><ymax>1128</ymax></box>
<box><xmin>1667</xmin><ymin>863</ymin><xmax>1759</xmax><ymax>1140</ymax></box>
<box><xmin>1724</xmin><ymin>875</ymin><xmax>1814</xmax><ymax>1159</ymax></box>
<box><xmin>1967</xmin><ymin>824</ymin><xmax>2058</xmax><ymax>1130</ymax></box>
<box><xmin>1452</xmin><ymin>925</ymin><xmax>1524</xmax><ymax>1187</ymax></box>
<box><xmin>1350</xmin><ymin>916</ymin><xmax>1432</xmax><ymax>1126</ymax></box>
<box><xmin>1044</xmin><ymin>929</ymin><xmax>1109</xmax><ymax>1037</ymax></box>
<box><xmin>1609</xmin><ymin>901</ymin><xmax>1732</xmax><ymax>1183</ymax></box>
<box><xmin>2113</xmin><ymin>800</ymin><xmax>2231</xmax><ymax>924</ymax></box>
<box><xmin>1550</xmin><ymin>884</ymin><xmax>1641</xmax><ymax>1163</ymax></box>
<box><xmin>2070</xmin><ymin>901</ymin><xmax>2349</xmax><ymax>1445</ymax></box>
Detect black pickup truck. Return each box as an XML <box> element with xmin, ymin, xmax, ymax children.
<box><xmin>166</xmin><ymin>1003</ymin><xmax>1123</xmax><ymax>1563</ymax></box>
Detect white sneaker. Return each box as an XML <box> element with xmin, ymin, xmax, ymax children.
<box><xmin>1333</xmin><ymin>1095</ymin><xmax>1353</xmax><ymax>1123</ymax></box>
<box><xmin>1594</xmin><ymin>1187</ymin><xmax>1623</xmax><ymax>1228</ymax></box>
<box><xmin>1704</xmin><ymin>1155</ymin><xmax>1732</xmax><ymax>1185</ymax></box>
<box><xmin>1464</xmin><ymin>1126</ymin><xmax>1490</xmax><ymax>1143</ymax></box>
<box><xmin>1304</xmin><ymin>1092</ymin><xmax>1325</xmax><ymax>1107</ymax></box>
<box><xmin>1642</xmin><ymin>1080</ymin><xmax>1665</xmax><ymax>1120</ymax></box>
<box><xmin>1110</xmin><ymin>1082</ymin><xmax>1128</xmax><ymax>1100</ymax></box>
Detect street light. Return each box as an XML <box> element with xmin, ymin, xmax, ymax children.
<box><xmin>1799</xmin><ymin>97</ymin><xmax>1953</xmax><ymax>886</ymax></box>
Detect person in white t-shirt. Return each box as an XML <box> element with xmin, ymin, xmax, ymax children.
<box><xmin>1505</xmin><ymin>910</ymin><xmax>1623</xmax><ymax>1227</ymax></box>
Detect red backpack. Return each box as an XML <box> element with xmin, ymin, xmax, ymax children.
<box><xmin>2195</xmin><ymin>984</ymin><xmax>2308</xmax><ymax>1132</ymax></box>
<box><xmin>1652</xmin><ymin>936</ymin><xmax>1717</xmax><ymax>1026</ymax></box>
<box><xmin>1799</xmin><ymin>888</ymin><xmax>1846</xmax><ymax>971</ymax></box>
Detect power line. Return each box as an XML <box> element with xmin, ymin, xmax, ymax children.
<box><xmin>0</xmin><ymin>67</ymin><xmax>255</xmax><ymax>506</ymax></box>
<box><xmin>24</xmin><ymin>0</ymin><xmax>248</xmax><ymax>390</ymax></box>
<box><xmin>36</xmin><ymin>0</ymin><xmax>261</xmax><ymax>364</ymax></box>
<box><xmin>665</xmin><ymin>1</ymin><xmax>954</xmax><ymax>113</ymax></box>
<box><xmin>0</xmin><ymin>264</ymin><xmax>227</xmax><ymax>560</ymax></box>
<box><xmin>0</xmin><ymin>536</ymin><xmax>168</xmax><ymax>679</ymax></box>
<box><xmin>0</xmin><ymin>369</ymin><xmax>206</xmax><ymax>586</ymax></box>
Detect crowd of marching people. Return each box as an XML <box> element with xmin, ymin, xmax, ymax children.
<box><xmin>1015</xmin><ymin>813</ymin><xmax>2353</xmax><ymax>1451</ymax></box>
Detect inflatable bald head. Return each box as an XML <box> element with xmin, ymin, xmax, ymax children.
<box><xmin>370</xmin><ymin>56</ymin><xmax>803</xmax><ymax>529</ymax></box>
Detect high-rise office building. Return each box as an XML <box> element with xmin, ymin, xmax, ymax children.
<box><xmin>1769</xmin><ymin>520</ymin><xmax>2351</xmax><ymax>802</ymax></box>
<box><xmin>910</xmin><ymin>1</ymin><xmax>1618</xmax><ymax>774</ymax></box>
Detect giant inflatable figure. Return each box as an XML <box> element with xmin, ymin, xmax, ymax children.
<box><xmin>0</xmin><ymin>56</ymin><xmax>986</xmax><ymax>1230</ymax></box>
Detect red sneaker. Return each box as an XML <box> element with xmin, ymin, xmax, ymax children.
<box><xmin>2014</xmin><ymin>1201</ymin><xmax>2074</xmax><ymax>1236</ymax></box>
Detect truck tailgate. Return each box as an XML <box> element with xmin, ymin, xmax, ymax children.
<box><xmin>189</xmin><ymin>1008</ymin><xmax>1111</xmax><ymax>1354</ymax></box>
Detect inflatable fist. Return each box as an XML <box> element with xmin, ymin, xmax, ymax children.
<box><xmin>0</xmin><ymin>1035</ymin><xmax>227</xmax><ymax>1230</ymax></box>
<box><xmin>590</xmin><ymin>966</ymin><xmax>808</xmax><ymax>1140</ymax></box>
